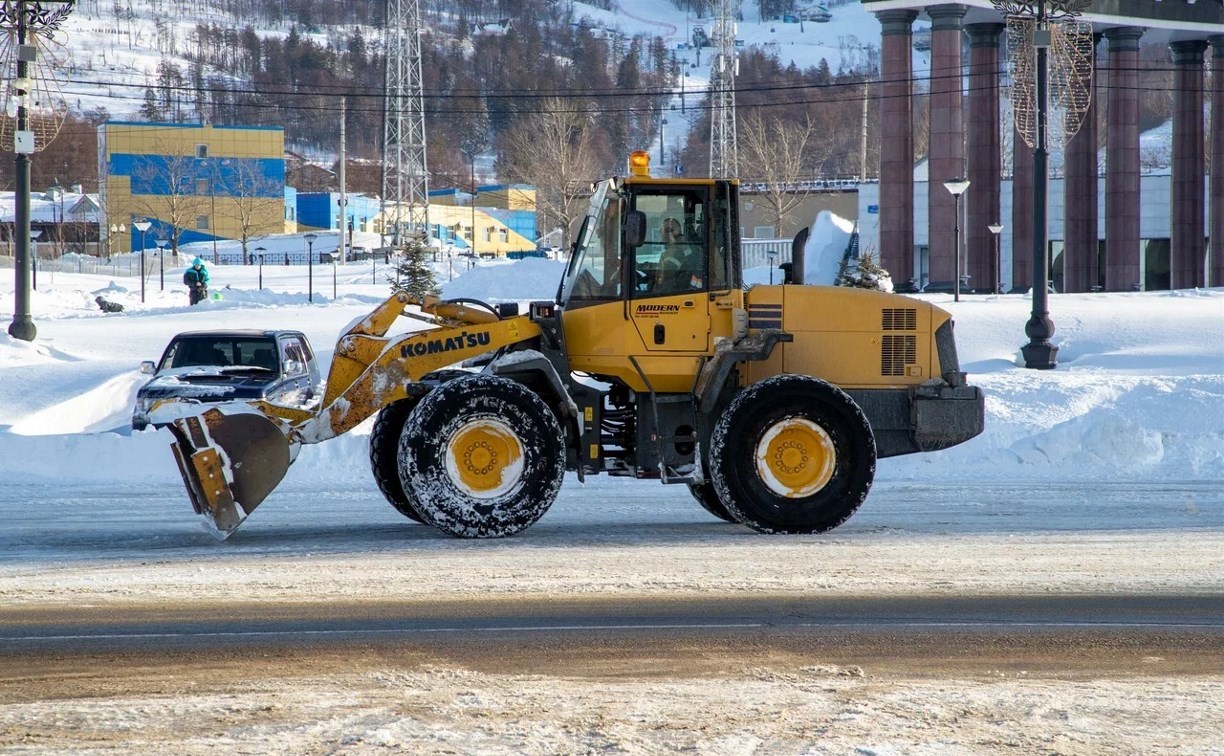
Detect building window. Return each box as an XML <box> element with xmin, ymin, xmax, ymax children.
<box><xmin>499</xmin><ymin>228</ymin><xmax>509</xmax><ymax>243</ymax></box>
<box><xmin>196</xmin><ymin>144</ymin><xmax>208</xmax><ymax>159</ymax></box>
<box><xmin>197</xmin><ymin>215</ymin><xmax>210</xmax><ymax>230</ymax></box>
<box><xmin>196</xmin><ymin>178</ymin><xmax>208</xmax><ymax>195</ymax></box>
<box><xmin>753</xmin><ymin>225</ymin><xmax>774</xmax><ymax>239</ymax></box>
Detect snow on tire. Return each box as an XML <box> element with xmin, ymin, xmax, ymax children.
<box><xmin>369</xmin><ymin>369</ymin><xmax>474</xmax><ymax>523</ymax></box>
<box><xmin>709</xmin><ymin>374</ymin><xmax>876</xmax><ymax>534</ymax></box>
<box><xmin>398</xmin><ymin>374</ymin><xmax>565</xmax><ymax>538</ymax></box>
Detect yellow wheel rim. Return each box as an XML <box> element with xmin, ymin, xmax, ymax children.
<box><xmin>754</xmin><ymin>417</ymin><xmax>836</xmax><ymax>499</ymax></box>
<box><xmin>445</xmin><ymin>418</ymin><xmax>524</xmax><ymax>499</ymax></box>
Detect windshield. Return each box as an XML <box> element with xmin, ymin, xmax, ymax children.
<box><xmin>160</xmin><ymin>337</ymin><xmax>280</xmax><ymax>372</ymax></box>
<box><xmin>559</xmin><ymin>179</ymin><xmax>622</xmax><ymax>307</ymax></box>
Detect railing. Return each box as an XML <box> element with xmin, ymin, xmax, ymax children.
<box><xmin>0</xmin><ymin>251</ymin><xmax>175</xmax><ymax>278</ymax></box>
<box><xmin>741</xmin><ymin>239</ymin><xmax>792</xmax><ymax>269</ymax></box>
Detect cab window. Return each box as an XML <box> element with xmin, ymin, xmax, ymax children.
<box><xmin>630</xmin><ymin>187</ymin><xmax>708</xmax><ymax>297</ymax></box>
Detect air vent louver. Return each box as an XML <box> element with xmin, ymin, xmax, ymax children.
<box><xmin>881</xmin><ymin>334</ymin><xmax>917</xmax><ymax>376</ymax></box>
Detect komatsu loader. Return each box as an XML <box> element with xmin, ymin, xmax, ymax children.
<box><xmin>167</xmin><ymin>152</ymin><xmax>984</xmax><ymax>539</ymax></box>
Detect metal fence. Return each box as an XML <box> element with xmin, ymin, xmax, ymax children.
<box><xmin>741</xmin><ymin>239</ymin><xmax>792</xmax><ymax>269</ymax></box>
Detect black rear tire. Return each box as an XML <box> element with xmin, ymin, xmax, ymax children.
<box><xmin>710</xmin><ymin>375</ymin><xmax>876</xmax><ymax>534</ymax></box>
<box><xmin>688</xmin><ymin>482</ymin><xmax>737</xmax><ymax>523</ymax></box>
<box><xmin>399</xmin><ymin>374</ymin><xmax>565</xmax><ymax>538</ymax></box>
<box><xmin>369</xmin><ymin>369</ymin><xmax>473</xmax><ymax>523</ymax></box>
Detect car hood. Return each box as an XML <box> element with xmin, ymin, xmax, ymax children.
<box><xmin>138</xmin><ymin>368</ymin><xmax>278</xmax><ymax>401</ymax></box>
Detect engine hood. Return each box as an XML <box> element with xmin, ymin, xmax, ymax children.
<box><xmin>138</xmin><ymin>369</ymin><xmax>278</xmax><ymax>402</ymax></box>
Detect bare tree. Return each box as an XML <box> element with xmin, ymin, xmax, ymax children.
<box><xmin>218</xmin><ymin>159</ymin><xmax>284</xmax><ymax>264</ymax></box>
<box><xmin>496</xmin><ymin>98</ymin><xmax>602</xmax><ymax>246</ymax></box>
<box><xmin>737</xmin><ymin>111</ymin><xmax>826</xmax><ymax>236</ymax></box>
<box><xmin>129</xmin><ymin>150</ymin><xmax>210</xmax><ymax>255</ymax></box>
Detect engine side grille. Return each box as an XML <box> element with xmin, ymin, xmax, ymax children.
<box><xmin>881</xmin><ymin>334</ymin><xmax>917</xmax><ymax>376</ymax></box>
<box><xmin>882</xmin><ymin>308</ymin><xmax>917</xmax><ymax>331</ymax></box>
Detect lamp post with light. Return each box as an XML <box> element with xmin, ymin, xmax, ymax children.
<box><xmin>255</xmin><ymin>246</ymin><xmax>266</xmax><ymax>290</ymax></box>
<box><xmin>107</xmin><ymin>222</ymin><xmax>124</xmax><ymax>261</ymax></box>
<box><xmin>133</xmin><ymin>219</ymin><xmax>151</xmax><ymax>303</ymax></box>
<box><xmin>5</xmin><ymin>0</ymin><xmax>77</xmax><ymax>342</ymax></box>
<box><xmin>304</xmin><ymin>233</ymin><xmax>317</xmax><ymax>303</ymax></box>
<box><xmin>987</xmin><ymin>222</ymin><xmax>1004</xmax><ymax>294</ymax></box>
<box><xmin>943</xmin><ymin>178</ymin><xmax>970</xmax><ymax>302</ymax></box>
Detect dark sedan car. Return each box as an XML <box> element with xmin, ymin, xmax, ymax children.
<box><xmin>132</xmin><ymin>329</ymin><xmax>322</xmax><ymax>430</ymax></box>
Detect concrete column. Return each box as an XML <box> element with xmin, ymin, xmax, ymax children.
<box><xmin>926</xmin><ymin>4</ymin><xmax>968</xmax><ymax>287</ymax></box>
<box><xmin>1170</xmin><ymin>40</ymin><xmax>1208</xmax><ymax>290</ymax></box>
<box><xmin>965</xmin><ymin>23</ymin><xmax>1003</xmax><ymax>292</ymax></box>
<box><xmin>1062</xmin><ymin>35</ymin><xmax>1101</xmax><ymax>293</ymax></box>
<box><xmin>1209</xmin><ymin>36</ymin><xmax>1224</xmax><ymax>288</ymax></box>
<box><xmin>1011</xmin><ymin>125</ymin><xmax>1034</xmax><ymax>292</ymax></box>
<box><xmin>1104</xmin><ymin>27</ymin><xmax>1143</xmax><ymax>291</ymax></box>
<box><xmin>876</xmin><ymin>10</ymin><xmax>919</xmax><ymax>285</ymax></box>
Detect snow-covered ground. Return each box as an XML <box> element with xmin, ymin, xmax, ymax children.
<box><xmin>1</xmin><ymin>257</ymin><xmax>1221</xmax><ymax>752</ymax></box>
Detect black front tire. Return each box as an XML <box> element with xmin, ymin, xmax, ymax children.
<box><xmin>688</xmin><ymin>482</ymin><xmax>737</xmax><ymax>523</ymax></box>
<box><xmin>369</xmin><ymin>369</ymin><xmax>474</xmax><ymax>523</ymax></box>
<box><xmin>710</xmin><ymin>375</ymin><xmax>876</xmax><ymax>534</ymax></box>
<box><xmin>399</xmin><ymin>374</ymin><xmax>565</xmax><ymax>538</ymax></box>
<box><xmin>370</xmin><ymin>398</ymin><xmax>425</xmax><ymax>522</ymax></box>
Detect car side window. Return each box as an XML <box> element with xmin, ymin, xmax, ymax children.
<box><xmin>281</xmin><ymin>339</ymin><xmax>307</xmax><ymax>377</ymax></box>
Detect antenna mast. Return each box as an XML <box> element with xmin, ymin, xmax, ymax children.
<box><xmin>381</xmin><ymin>0</ymin><xmax>430</xmax><ymax>247</ymax></box>
<box><xmin>708</xmin><ymin>0</ymin><xmax>739</xmax><ymax>178</ymax></box>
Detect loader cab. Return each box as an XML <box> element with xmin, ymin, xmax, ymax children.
<box><xmin>557</xmin><ymin>154</ymin><xmax>743</xmax><ymax>393</ymax></box>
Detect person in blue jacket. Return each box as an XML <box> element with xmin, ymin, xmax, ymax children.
<box><xmin>183</xmin><ymin>257</ymin><xmax>210</xmax><ymax>305</ymax></box>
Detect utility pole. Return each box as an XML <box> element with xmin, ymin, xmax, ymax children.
<box><xmin>339</xmin><ymin>96</ymin><xmax>348</xmax><ymax>262</ymax></box>
<box><xmin>381</xmin><ymin>0</ymin><xmax>430</xmax><ymax>249</ymax></box>
<box><xmin>860</xmin><ymin>81</ymin><xmax>870</xmax><ymax>180</ymax></box>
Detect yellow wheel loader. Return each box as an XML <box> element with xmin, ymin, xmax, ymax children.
<box><xmin>167</xmin><ymin>153</ymin><xmax>984</xmax><ymax>539</ymax></box>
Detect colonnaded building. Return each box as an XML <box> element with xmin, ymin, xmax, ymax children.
<box><xmin>859</xmin><ymin>0</ymin><xmax>1223</xmax><ymax>292</ymax></box>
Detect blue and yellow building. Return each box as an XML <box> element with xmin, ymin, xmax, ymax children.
<box><xmin>97</xmin><ymin>122</ymin><xmax>287</xmax><ymax>253</ymax></box>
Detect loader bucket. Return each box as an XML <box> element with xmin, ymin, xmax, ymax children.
<box><xmin>169</xmin><ymin>407</ymin><xmax>293</xmax><ymax>539</ymax></box>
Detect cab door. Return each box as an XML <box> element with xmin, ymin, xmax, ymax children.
<box><xmin>628</xmin><ymin>186</ymin><xmax>711</xmax><ymax>353</ymax></box>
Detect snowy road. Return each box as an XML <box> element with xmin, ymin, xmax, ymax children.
<box><xmin>2</xmin><ymin>477</ymin><xmax>1222</xmax><ymax>754</ymax></box>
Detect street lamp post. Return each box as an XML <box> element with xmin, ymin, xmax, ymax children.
<box><xmin>156</xmin><ymin>237</ymin><xmax>167</xmax><ymax>290</ymax></box>
<box><xmin>133</xmin><ymin>219</ymin><xmax>151</xmax><ymax>303</ymax></box>
<box><xmin>255</xmin><ymin>246</ymin><xmax>266</xmax><ymax>290</ymax></box>
<box><xmin>943</xmin><ymin>178</ymin><xmax>970</xmax><ymax>302</ymax></box>
<box><xmin>304</xmin><ymin>233</ymin><xmax>317</xmax><ymax>303</ymax></box>
<box><xmin>30</xmin><ymin>228</ymin><xmax>42</xmax><ymax>290</ymax></box>
<box><xmin>6</xmin><ymin>0</ymin><xmax>76</xmax><ymax>342</ymax></box>
<box><xmin>766</xmin><ymin>250</ymin><xmax>777</xmax><ymax>284</ymax></box>
<box><xmin>329</xmin><ymin>251</ymin><xmax>339</xmax><ymax>300</ymax></box>
<box><xmin>988</xmin><ymin>223</ymin><xmax>1004</xmax><ymax>294</ymax></box>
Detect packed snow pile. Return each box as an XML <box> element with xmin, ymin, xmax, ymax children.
<box><xmin>801</xmin><ymin>210</ymin><xmax>857</xmax><ymax>285</ymax></box>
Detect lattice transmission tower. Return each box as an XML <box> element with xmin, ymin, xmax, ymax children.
<box><xmin>708</xmin><ymin>0</ymin><xmax>738</xmax><ymax>178</ymax></box>
<box><xmin>381</xmin><ymin>0</ymin><xmax>430</xmax><ymax>247</ymax></box>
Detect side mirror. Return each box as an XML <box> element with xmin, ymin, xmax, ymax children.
<box><xmin>139</xmin><ymin>360</ymin><xmax>156</xmax><ymax>375</ymax></box>
<box><xmin>622</xmin><ymin>210</ymin><xmax>647</xmax><ymax>248</ymax></box>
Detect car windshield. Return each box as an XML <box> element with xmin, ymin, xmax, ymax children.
<box><xmin>160</xmin><ymin>337</ymin><xmax>280</xmax><ymax>372</ymax></box>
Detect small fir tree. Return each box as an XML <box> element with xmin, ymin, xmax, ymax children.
<box><xmin>834</xmin><ymin>249</ymin><xmax>894</xmax><ymax>293</ymax></box>
<box><xmin>389</xmin><ymin>236</ymin><xmax>440</xmax><ymax>301</ymax></box>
